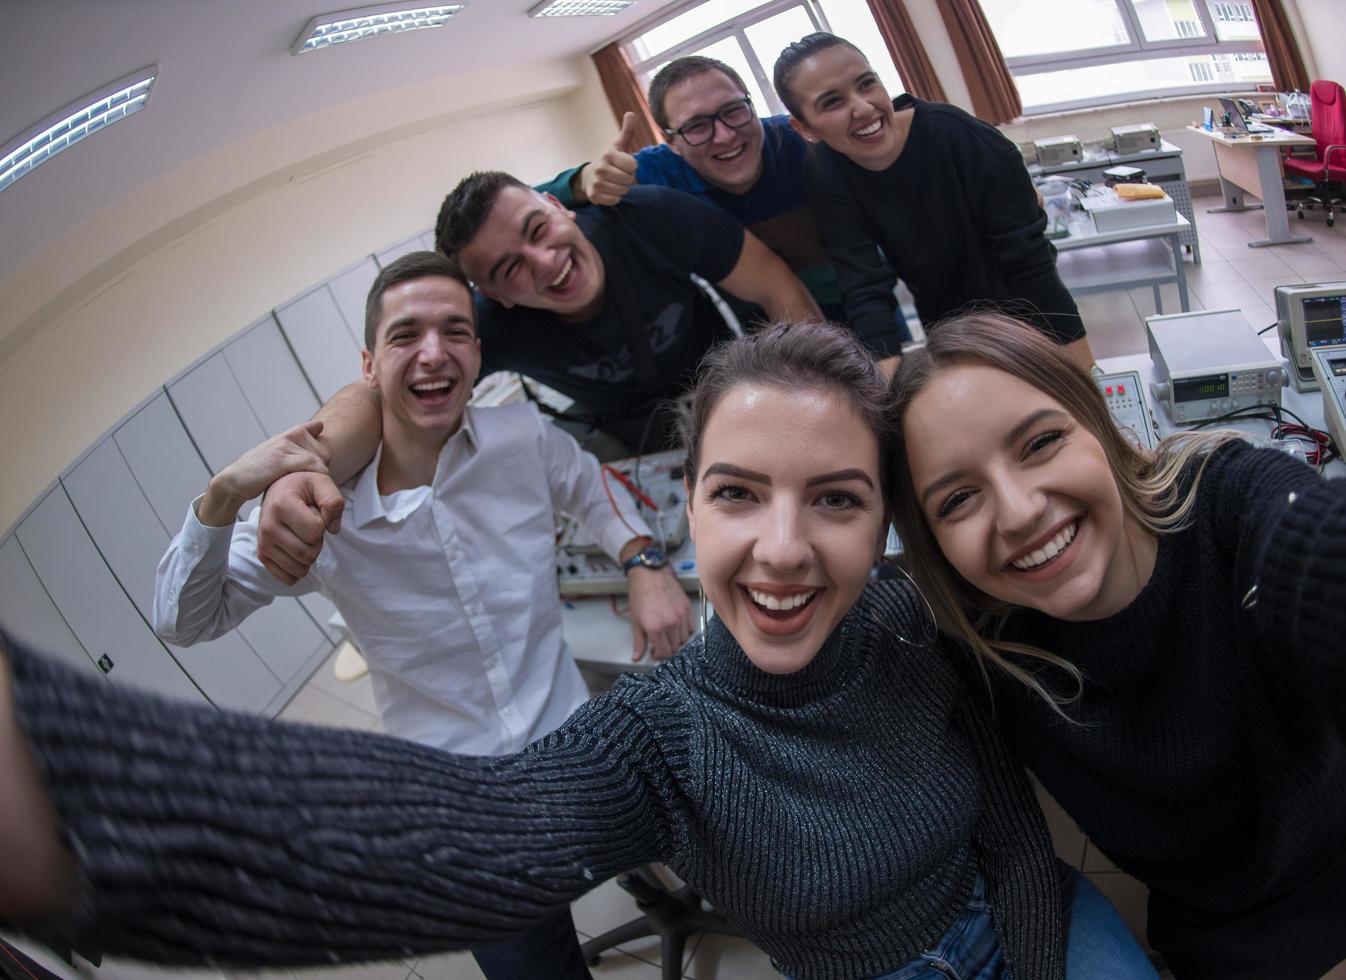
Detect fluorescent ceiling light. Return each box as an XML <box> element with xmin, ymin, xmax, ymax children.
<box><xmin>0</xmin><ymin>67</ymin><xmax>156</xmax><ymax>194</ymax></box>
<box><xmin>528</xmin><ymin>0</ymin><xmax>636</xmax><ymax>15</ymax></box>
<box><xmin>293</xmin><ymin>3</ymin><xmax>466</xmax><ymax>53</ymax></box>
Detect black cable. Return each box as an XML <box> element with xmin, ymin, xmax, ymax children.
<box><xmin>1190</xmin><ymin>403</ymin><xmax>1340</xmax><ymax>469</ymax></box>
<box><xmin>1257</xmin><ymin>321</ymin><xmax>1278</xmax><ymax>335</ymax></box>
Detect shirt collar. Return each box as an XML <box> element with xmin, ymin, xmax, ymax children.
<box><xmin>348</xmin><ymin>407</ymin><xmax>479</xmax><ymax>528</ymax></box>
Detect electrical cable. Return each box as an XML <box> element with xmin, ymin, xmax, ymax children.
<box><xmin>1191</xmin><ymin>403</ymin><xmax>1339</xmax><ymax>470</ymax></box>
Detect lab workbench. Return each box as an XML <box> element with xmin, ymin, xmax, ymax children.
<box><xmin>1029</xmin><ymin>139</ymin><xmax>1201</xmax><ymax>263</ymax></box>
<box><xmin>1054</xmin><ymin>214</ymin><xmax>1191</xmax><ymax>315</ymax></box>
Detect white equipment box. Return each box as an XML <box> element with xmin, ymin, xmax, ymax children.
<box><xmin>1111</xmin><ymin>123</ymin><xmax>1160</xmax><ymax>155</ymax></box>
<box><xmin>1034</xmin><ymin>136</ymin><xmax>1083</xmax><ymax>166</ymax></box>
<box><xmin>1082</xmin><ymin>190</ymin><xmax>1175</xmax><ymax>232</ymax></box>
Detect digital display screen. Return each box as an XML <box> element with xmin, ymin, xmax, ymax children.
<box><xmin>1330</xmin><ymin>357</ymin><xmax>1346</xmax><ymax>378</ymax></box>
<box><xmin>1173</xmin><ymin>374</ymin><xmax>1229</xmax><ymax>402</ymax></box>
<box><xmin>1304</xmin><ymin>294</ymin><xmax>1346</xmax><ymax>347</ymax></box>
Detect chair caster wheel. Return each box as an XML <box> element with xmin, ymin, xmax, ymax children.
<box><xmin>588</xmin><ymin>954</ymin><xmax>603</xmax><ymax>967</ymax></box>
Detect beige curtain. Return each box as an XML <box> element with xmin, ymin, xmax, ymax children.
<box><xmin>863</xmin><ymin>0</ymin><xmax>948</xmax><ymax>102</ymax></box>
<box><xmin>934</xmin><ymin>0</ymin><xmax>1022</xmax><ymax>124</ymax></box>
<box><xmin>590</xmin><ymin>43</ymin><xmax>664</xmax><ymax>150</ymax></box>
<box><xmin>1249</xmin><ymin>0</ymin><xmax>1311</xmax><ymax>93</ymax></box>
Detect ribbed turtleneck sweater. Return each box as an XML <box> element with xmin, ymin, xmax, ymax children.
<box><xmin>990</xmin><ymin>442</ymin><xmax>1346</xmax><ymax>978</ymax></box>
<box><xmin>8</xmin><ymin>580</ymin><xmax>1063</xmax><ymax>979</ymax></box>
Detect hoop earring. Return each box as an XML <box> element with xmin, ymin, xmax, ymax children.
<box><xmin>699</xmin><ymin>585</ymin><xmax>709</xmax><ymax>637</ymax></box>
<box><xmin>875</xmin><ymin>559</ymin><xmax>939</xmax><ymax>648</ymax></box>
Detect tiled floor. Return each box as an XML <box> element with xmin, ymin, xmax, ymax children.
<box><xmin>233</xmin><ymin>195</ymin><xmax>1346</xmax><ymax>980</ymax></box>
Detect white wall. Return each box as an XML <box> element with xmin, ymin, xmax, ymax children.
<box><xmin>1289</xmin><ymin>0</ymin><xmax>1343</xmax><ymax>87</ymax></box>
<box><xmin>0</xmin><ymin>57</ymin><xmax>614</xmax><ymax>530</ymax></box>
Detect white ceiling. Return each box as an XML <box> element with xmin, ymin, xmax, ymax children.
<box><xmin>0</xmin><ymin>0</ymin><xmax>682</xmax><ymax>285</ymax></box>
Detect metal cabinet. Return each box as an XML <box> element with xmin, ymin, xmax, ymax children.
<box><xmin>274</xmin><ymin>257</ymin><xmax>376</xmax><ymax>401</ymax></box>
<box><xmin>63</xmin><ymin>438</ymin><xmax>283</xmax><ymax>712</ymax></box>
<box><xmin>167</xmin><ymin>353</ymin><xmax>269</xmax><ymax>474</ymax></box>
<box><xmin>222</xmin><ymin>316</ymin><xmax>321</xmax><ymax>435</ymax></box>
<box><xmin>15</xmin><ymin>487</ymin><xmax>204</xmax><ymax>702</ymax></box>
<box><xmin>115</xmin><ymin>393</ymin><xmax>336</xmax><ymax>681</ymax></box>
<box><xmin>0</xmin><ymin>535</ymin><xmax>97</xmax><ymax>675</ymax></box>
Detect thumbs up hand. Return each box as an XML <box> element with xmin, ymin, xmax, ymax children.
<box><xmin>577</xmin><ymin>111</ymin><xmax>641</xmax><ymax>206</ymax></box>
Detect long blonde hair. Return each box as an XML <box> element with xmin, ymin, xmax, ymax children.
<box><xmin>888</xmin><ymin>313</ymin><xmax>1240</xmax><ymax>710</ymax></box>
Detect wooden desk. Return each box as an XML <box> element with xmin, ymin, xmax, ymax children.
<box><xmin>1186</xmin><ymin>125</ymin><xmax>1316</xmax><ymax>247</ymax></box>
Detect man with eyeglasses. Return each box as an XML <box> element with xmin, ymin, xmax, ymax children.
<box><xmin>538</xmin><ymin>55</ymin><xmax>908</xmax><ymax>361</ymax></box>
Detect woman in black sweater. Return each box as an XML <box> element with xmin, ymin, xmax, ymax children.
<box><xmin>0</xmin><ymin>324</ymin><xmax>1157</xmax><ymax>979</ymax></box>
<box><xmin>889</xmin><ymin>312</ymin><xmax>1346</xmax><ymax>979</ymax></box>
<box><xmin>772</xmin><ymin>33</ymin><xmax>1095</xmax><ymax>373</ymax></box>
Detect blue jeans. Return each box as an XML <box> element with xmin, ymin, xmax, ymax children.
<box><xmin>787</xmin><ymin>870</ymin><xmax>1156</xmax><ymax>980</ymax></box>
<box><xmin>1063</xmin><ymin>869</ymin><xmax>1159</xmax><ymax>979</ymax></box>
<box><xmin>868</xmin><ymin>873</ymin><xmax>1005</xmax><ymax>980</ymax></box>
<box><xmin>470</xmin><ymin>907</ymin><xmax>593</xmax><ymax>980</ymax></box>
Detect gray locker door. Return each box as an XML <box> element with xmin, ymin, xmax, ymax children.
<box><xmin>223</xmin><ymin>317</ymin><xmax>321</xmax><ymax>435</ymax></box>
<box><xmin>375</xmin><ymin>232</ymin><xmax>435</xmax><ymax>269</ymax></box>
<box><xmin>63</xmin><ymin>439</ymin><xmax>283</xmax><ymax>712</ymax></box>
<box><xmin>115</xmin><ymin>394</ymin><xmax>333</xmax><ymax>685</ymax></box>
<box><xmin>113</xmin><ymin>394</ymin><xmax>218</xmax><ymax>535</ymax></box>
<box><xmin>221</xmin><ymin>320</ymin><xmax>341</xmax><ymax>640</ymax></box>
<box><xmin>168</xmin><ymin>352</ymin><xmax>269</xmax><ymax>474</ymax></box>
<box><xmin>276</xmin><ymin>287</ymin><xmax>363</xmax><ymax>402</ymax></box>
<box><xmin>327</xmin><ymin>257</ymin><xmax>380</xmax><ymax>351</ymax></box>
<box><xmin>16</xmin><ymin>487</ymin><xmax>204</xmax><ymax>703</ymax></box>
<box><xmin>0</xmin><ymin>536</ymin><xmax>98</xmax><ymax>675</ymax></box>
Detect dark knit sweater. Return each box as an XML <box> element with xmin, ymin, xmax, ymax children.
<box><xmin>806</xmin><ymin>95</ymin><xmax>1084</xmax><ymax>345</ymax></box>
<box><xmin>7</xmin><ymin>581</ymin><xmax>1064</xmax><ymax>980</ymax></box>
<box><xmin>990</xmin><ymin>442</ymin><xmax>1346</xmax><ymax>978</ymax></box>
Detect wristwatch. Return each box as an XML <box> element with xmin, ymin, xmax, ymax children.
<box><xmin>621</xmin><ymin>544</ymin><xmax>668</xmax><ymax>574</ymax></box>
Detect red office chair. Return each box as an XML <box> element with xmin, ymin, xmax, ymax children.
<box><xmin>1283</xmin><ymin>80</ymin><xmax>1346</xmax><ymax>226</ymax></box>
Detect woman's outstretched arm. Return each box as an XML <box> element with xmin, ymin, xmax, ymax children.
<box><xmin>0</xmin><ymin>634</ymin><xmax>676</xmax><ymax>969</ymax></box>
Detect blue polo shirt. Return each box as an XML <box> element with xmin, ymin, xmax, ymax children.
<box><xmin>540</xmin><ymin>118</ymin><xmax>841</xmax><ymax>311</ymax></box>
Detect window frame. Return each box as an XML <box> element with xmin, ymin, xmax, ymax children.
<box><xmin>619</xmin><ymin>0</ymin><xmax>834</xmax><ymax>117</ymax></box>
<box><xmin>993</xmin><ymin>0</ymin><xmax>1268</xmax><ymax>115</ymax></box>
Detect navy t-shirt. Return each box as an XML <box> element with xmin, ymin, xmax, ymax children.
<box><xmin>478</xmin><ymin>186</ymin><xmax>744</xmax><ymax>439</ymax></box>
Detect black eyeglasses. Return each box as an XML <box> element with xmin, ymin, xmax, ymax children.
<box><xmin>664</xmin><ymin>98</ymin><xmax>755</xmax><ymax>146</ymax></box>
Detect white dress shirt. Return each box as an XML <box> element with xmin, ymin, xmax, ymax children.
<box><xmin>154</xmin><ymin>403</ymin><xmax>651</xmax><ymax>755</ymax></box>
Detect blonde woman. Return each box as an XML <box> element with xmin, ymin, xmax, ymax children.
<box><xmin>889</xmin><ymin>312</ymin><xmax>1346</xmax><ymax>979</ymax></box>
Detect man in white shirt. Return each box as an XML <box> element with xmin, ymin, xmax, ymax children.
<box><xmin>152</xmin><ymin>251</ymin><xmax>693</xmax><ymax>978</ymax></box>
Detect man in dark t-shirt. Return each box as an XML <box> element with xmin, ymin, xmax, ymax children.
<box><xmin>439</xmin><ymin>171</ymin><xmax>820</xmax><ymax>451</ymax></box>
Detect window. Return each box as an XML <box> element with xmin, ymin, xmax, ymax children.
<box><xmin>621</xmin><ymin>0</ymin><xmax>904</xmax><ymax>119</ymax></box>
<box><xmin>980</xmin><ymin>0</ymin><xmax>1271</xmax><ymax>114</ymax></box>
<box><xmin>1212</xmin><ymin>2</ymin><xmax>1255</xmax><ymax>22</ymax></box>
